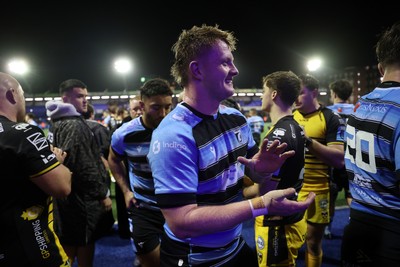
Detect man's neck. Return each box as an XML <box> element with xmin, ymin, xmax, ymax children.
<box><xmin>270</xmin><ymin>105</ymin><xmax>292</xmax><ymax>125</ymax></box>
<box><xmin>183</xmin><ymin>88</ymin><xmax>220</xmax><ymax>115</ymax></box>
<box><xmin>0</xmin><ymin>111</ymin><xmax>15</xmax><ymax>122</ymax></box>
<box><xmin>381</xmin><ymin>68</ymin><xmax>400</xmax><ymax>83</ymax></box>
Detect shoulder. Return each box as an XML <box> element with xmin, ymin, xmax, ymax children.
<box><xmin>277</xmin><ymin>116</ymin><xmax>300</xmax><ymax>127</ymax></box>
<box><xmin>321</xmin><ymin>106</ymin><xmax>341</xmax><ymax>120</ymax></box>
<box><xmin>273</xmin><ymin>116</ymin><xmax>303</xmax><ymax>135</ymax></box>
<box><xmin>219</xmin><ymin>105</ymin><xmax>243</xmax><ymax>115</ymax></box>
<box><xmin>86</xmin><ymin>119</ymin><xmax>105</xmax><ymax>127</ymax></box>
<box><xmin>11</xmin><ymin>122</ymin><xmax>44</xmax><ymax>137</ymax></box>
<box><xmin>0</xmin><ymin>122</ymin><xmax>46</xmax><ymax>150</ymax></box>
<box><xmin>153</xmin><ymin>105</ymin><xmax>198</xmax><ymax>139</ymax></box>
<box><xmin>162</xmin><ymin>104</ymin><xmax>199</xmax><ymax>127</ymax></box>
<box><xmin>114</xmin><ymin>117</ymin><xmax>143</xmax><ymax>135</ymax></box>
<box><xmin>53</xmin><ymin>117</ymin><xmax>89</xmax><ymax>134</ymax></box>
<box><xmin>219</xmin><ymin>105</ymin><xmax>248</xmax><ymax>123</ymax></box>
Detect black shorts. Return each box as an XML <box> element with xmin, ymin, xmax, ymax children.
<box><xmin>331</xmin><ymin>167</ymin><xmax>349</xmax><ymax>192</ymax></box>
<box><xmin>160</xmin><ymin>233</ymin><xmax>258</xmax><ymax>267</ymax></box>
<box><xmin>341</xmin><ymin>209</ymin><xmax>400</xmax><ymax>266</ymax></box>
<box><xmin>127</xmin><ymin>204</ymin><xmax>165</xmax><ymax>255</ymax></box>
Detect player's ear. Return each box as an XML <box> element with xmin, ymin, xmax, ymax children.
<box><xmin>271</xmin><ymin>90</ymin><xmax>277</xmax><ymax>100</ymax></box>
<box><xmin>6</xmin><ymin>88</ymin><xmax>17</xmax><ymax>104</ymax></box>
<box><xmin>189</xmin><ymin>61</ymin><xmax>201</xmax><ymax>80</ymax></box>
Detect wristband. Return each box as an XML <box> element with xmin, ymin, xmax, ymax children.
<box><xmin>248</xmin><ymin>196</ymin><xmax>268</xmax><ymax>217</ymax></box>
<box><xmin>105</xmin><ymin>189</ymin><xmax>111</xmax><ymax>198</ymax></box>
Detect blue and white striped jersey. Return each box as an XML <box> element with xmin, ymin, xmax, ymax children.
<box><xmin>148</xmin><ymin>102</ymin><xmax>258</xmax><ymax>248</ymax></box>
<box><xmin>345</xmin><ymin>82</ymin><xmax>400</xmax><ymax>221</ymax></box>
<box><xmin>111</xmin><ymin>116</ymin><xmax>157</xmax><ymax>208</ymax></box>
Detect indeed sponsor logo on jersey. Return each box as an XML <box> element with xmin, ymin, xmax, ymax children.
<box><xmin>152</xmin><ymin>140</ymin><xmax>188</xmax><ymax>154</ymax></box>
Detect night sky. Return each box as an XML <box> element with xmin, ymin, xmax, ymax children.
<box><xmin>1</xmin><ymin>2</ymin><xmax>397</xmax><ymax>94</ymax></box>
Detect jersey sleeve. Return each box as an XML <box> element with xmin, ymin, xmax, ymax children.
<box><xmin>110</xmin><ymin>121</ymin><xmax>128</xmax><ymax>157</ymax></box>
<box><xmin>148</xmin><ymin>116</ymin><xmax>199</xmax><ymax>208</ymax></box>
<box><xmin>16</xmin><ymin>123</ymin><xmax>60</xmax><ymax>178</ymax></box>
<box><xmin>324</xmin><ymin>108</ymin><xmax>345</xmax><ymax>144</ymax></box>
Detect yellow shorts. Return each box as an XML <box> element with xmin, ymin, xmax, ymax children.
<box><xmin>298</xmin><ymin>189</ymin><xmax>330</xmax><ymax>224</ymax></box>
<box><xmin>254</xmin><ymin>216</ymin><xmax>307</xmax><ymax>266</ymax></box>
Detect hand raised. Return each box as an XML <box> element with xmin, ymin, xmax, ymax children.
<box><xmin>238</xmin><ymin>139</ymin><xmax>295</xmax><ymax>174</ymax></box>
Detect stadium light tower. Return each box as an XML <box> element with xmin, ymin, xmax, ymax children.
<box><xmin>306</xmin><ymin>57</ymin><xmax>322</xmax><ymax>72</ymax></box>
<box><xmin>7</xmin><ymin>58</ymin><xmax>29</xmax><ymax>75</ymax></box>
<box><xmin>114</xmin><ymin>57</ymin><xmax>133</xmax><ymax>91</ymax></box>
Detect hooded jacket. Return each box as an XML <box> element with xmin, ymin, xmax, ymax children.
<box><xmin>46</xmin><ymin>100</ymin><xmax>110</xmax><ymax>245</ymax></box>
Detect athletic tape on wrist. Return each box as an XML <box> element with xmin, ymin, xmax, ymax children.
<box><xmin>248</xmin><ymin>196</ymin><xmax>268</xmax><ymax>217</ymax></box>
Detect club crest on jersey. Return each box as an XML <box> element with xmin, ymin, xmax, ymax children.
<box><xmin>257</xmin><ymin>235</ymin><xmax>265</xmax><ymax>250</ymax></box>
<box><xmin>234</xmin><ymin>130</ymin><xmax>242</xmax><ymax>143</ymax></box>
<box><xmin>20</xmin><ymin>205</ymin><xmax>44</xmax><ymax>221</ymax></box>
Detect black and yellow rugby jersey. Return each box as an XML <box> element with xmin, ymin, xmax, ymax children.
<box><xmin>293</xmin><ymin>107</ymin><xmax>345</xmax><ymax>192</ymax></box>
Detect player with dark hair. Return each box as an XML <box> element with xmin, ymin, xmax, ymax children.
<box><xmin>108</xmin><ymin>78</ymin><xmax>174</xmax><ymax>267</ymax></box>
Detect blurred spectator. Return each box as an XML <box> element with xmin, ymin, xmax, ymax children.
<box><xmin>46</xmin><ymin>79</ymin><xmax>112</xmax><ymax>267</ymax></box>
<box><xmin>106</xmin><ymin>100</ymin><xmax>121</xmax><ymax>133</ymax></box>
<box><xmin>122</xmin><ymin>98</ymin><xmax>143</xmax><ymax>124</ymax></box>
<box><xmin>325</xmin><ymin>79</ymin><xmax>354</xmax><ymax>239</ymax></box>
<box><xmin>247</xmin><ymin>108</ymin><xmax>265</xmax><ymax>146</ymax></box>
<box><xmin>25</xmin><ymin>112</ymin><xmax>38</xmax><ymax>126</ymax></box>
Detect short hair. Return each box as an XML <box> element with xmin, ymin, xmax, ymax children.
<box><xmin>298</xmin><ymin>74</ymin><xmax>319</xmax><ymax>91</ymax></box>
<box><xmin>248</xmin><ymin>108</ymin><xmax>258</xmax><ymax>116</ymax></box>
<box><xmin>329</xmin><ymin>79</ymin><xmax>353</xmax><ymax>101</ymax></box>
<box><xmin>82</xmin><ymin>103</ymin><xmax>95</xmax><ymax>120</ymax></box>
<box><xmin>107</xmin><ymin>100</ymin><xmax>119</xmax><ymax>114</ymax></box>
<box><xmin>140</xmin><ymin>78</ymin><xmax>173</xmax><ymax>99</ymax></box>
<box><xmin>376</xmin><ymin>21</ymin><xmax>400</xmax><ymax>68</ymax></box>
<box><xmin>171</xmin><ymin>24</ymin><xmax>237</xmax><ymax>87</ymax></box>
<box><xmin>262</xmin><ymin>71</ymin><xmax>301</xmax><ymax>106</ymax></box>
<box><xmin>59</xmin><ymin>79</ymin><xmax>87</xmax><ymax>96</ymax></box>
<box><xmin>25</xmin><ymin>112</ymin><xmax>36</xmax><ymax>119</ymax></box>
